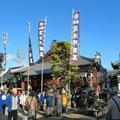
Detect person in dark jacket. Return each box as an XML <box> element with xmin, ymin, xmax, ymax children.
<box><xmin>40</xmin><ymin>93</ymin><xmax>45</xmax><ymax>111</ymax></box>
<box><xmin>46</xmin><ymin>91</ymin><xmax>54</xmax><ymax>116</ymax></box>
<box><xmin>106</xmin><ymin>91</ymin><xmax>120</xmax><ymax>120</ymax></box>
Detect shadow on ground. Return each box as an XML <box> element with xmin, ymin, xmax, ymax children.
<box><xmin>0</xmin><ymin>112</ymin><xmax>27</xmax><ymax>120</ymax></box>
<box><xmin>36</xmin><ymin>111</ymin><xmax>96</xmax><ymax>120</ymax></box>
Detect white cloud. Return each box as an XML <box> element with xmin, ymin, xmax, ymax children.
<box><xmin>6</xmin><ymin>53</ymin><xmax>27</xmax><ymax>67</ymax></box>
<box><xmin>6</xmin><ymin>54</ymin><xmax>15</xmax><ymax>61</ymax></box>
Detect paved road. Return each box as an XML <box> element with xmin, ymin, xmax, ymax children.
<box><xmin>18</xmin><ymin>112</ymin><xmax>96</xmax><ymax>120</ymax></box>
<box><xmin>0</xmin><ymin>111</ymin><xmax>97</xmax><ymax>120</ymax></box>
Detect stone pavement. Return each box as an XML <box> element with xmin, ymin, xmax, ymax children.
<box><xmin>0</xmin><ymin>110</ymin><xmax>98</xmax><ymax>120</ymax></box>
<box><xmin>18</xmin><ymin>111</ymin><xmax>96</xmax><ymax>120</ymax></box>
<box><xmin>61</xmin><ymin>113</ymin><xmax>96</xmax><ymax>120</ymax></box>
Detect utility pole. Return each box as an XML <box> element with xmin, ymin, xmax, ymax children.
<box><xmin>68</xmin><ymin>9</ymin><xmax>80</xmax><ymax>108</ymax></box>
<box><xmin>38</xmin><ymin>17</ymin><xmax>47</xmax><ymax>93</ymax></box>
<box><xmin>27</xmin><ymin>20</ymin><xmax>30</xmax><ymax>89</ymax></box>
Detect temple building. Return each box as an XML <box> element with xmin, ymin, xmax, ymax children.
<box><xmin>108</xmin><ymin>59</ymin><xmax>120</xmax><ymax>91</ymax></box>
<box><xmin>0</xmin><ymin>10</ymin><xmax>106</xmax><ymax>98</ymax></box>
<box><xmin>7</xmin><ymin>41</ymin><xmax>103</xmax><ymax>93</ymax></box>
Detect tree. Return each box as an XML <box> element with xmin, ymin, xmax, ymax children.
<box><xmin>51</xmin><ymin>41</ymin><xmax>80</xmax><ymax>89</ymax></box>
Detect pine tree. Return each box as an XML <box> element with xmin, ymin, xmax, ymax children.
<box><xmin>51</xmin><ymin>41</ymin><xmax>80</xmax><ymax>89</ymax></box>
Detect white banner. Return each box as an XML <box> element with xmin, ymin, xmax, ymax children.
<box><xmin>38</xmin><ymin>19</ymin><xmax>46</xmax><ymax>58</ymax></box>
<box><xmin>71</xmin><ymin>10</ymin><xmax>80</xmax><ymax>63</ymax></box>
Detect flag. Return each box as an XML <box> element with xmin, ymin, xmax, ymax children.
<box><xmin>28</xmin><ymin>35</ymin><xmax>34</xmax><ymax>65</ymax></box>
<box><xmin>38</xmin><ymin>19</ymin><xmax>46</xmax><ymax>60</ymax></box>
<box><xmin>71</xmin><ymin>10</ymin><xmax>80</xmax><ymax>64</ymax></box>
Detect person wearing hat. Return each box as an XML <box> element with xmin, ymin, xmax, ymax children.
<box><xmin>7</xmin><ymin>88</ymin><xmax>19</xmax><ymax>120</ymax></box>
<box><xmin>0</xmin><ymin>88</ymin><xmax>8</xmax><ymax>114</ymax></box>
<box><xmin>106</xmin><ymin>90</ymin><xmax>120</xmax><ymax>120</ymax></box>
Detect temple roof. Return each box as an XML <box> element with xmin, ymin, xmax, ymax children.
<box><xmin>11</xmin><ymin>66</ymin><xmax>28</xmax><ymax>73</ymax></box>
<box><xmin>37</xmin><ymin>55</ymin><xmax>94</xmax><ymax>66</ymax></box>
<box><xmin>108</xmin><ymin>69</ymin><xmax>120</xmax><ymax>77</ymax></box>
<box><xmin>78</xmin><ymin>55</ymin><xmax>94</xmax><ymax>66</ymax></box>
<box><xmin>12</xmin><ymin>40</ymin><xmax>95</xmax><ymax>75</ymax></box>
<box><xmin>11</xmin><ymin>55</ymin><xmax>94</xmax><ymax>75</ymax></box>
<box><xmin>22</xmin><ymin>63</ymin><xmax>52</xmax><ymax>76</ymax></box>
<box><xmin>37</xmin><ymin>48</ymin><xmax>94</xmax><ymax>66</ymax></box>
<box><xmin>111</xmin><ymin>60</ymin><xmax>120</xmax><ymax>69</ymax></box>
<box><xmin>10</xmin><ymin>63</ymin><xmax>52</xmax><ymax>75</ymax></box>
<box><xmin>36</xmin><ymin>41</ymin><xmax>94</xmax><ymax>65</ymax></box>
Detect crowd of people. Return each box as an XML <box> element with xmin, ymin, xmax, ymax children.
<box><xmin>0</xmin><ymin>85</ymin><xmax>69</xmax><ymax>120</ymax></box>
<box><xmin>0</xmin><ymin>83</ymin><xmax>120</xmax><ymax>120</ymax></box>
<box><xmin>38</xmin><ymin>89</ymin><xmax>69</xmax><ymax>117</ymax></box>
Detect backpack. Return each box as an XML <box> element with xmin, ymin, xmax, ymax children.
<box><xmin>25</xmin><ymin>97</ymin><xmax>33</xmax><ymax>111</ymax></box>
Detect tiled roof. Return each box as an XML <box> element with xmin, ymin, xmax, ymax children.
<box><xmin>22</xmin><ymin>63</ymin><xmax>52</xmax><ymax>76</ymax></box>
<box><xmin>11</xmin><ymin>63</ymin><xmax>52</xmax><ymax>75</ymax></box>
<box><xmin>36</xmin><ymin>41</ymin><xmax>94</xmax><ymax>65</ymax></box>
<box><xmin>108</xmin><ymin>69</ymin><xmax>120</xmax><ymax>76</ymax></box>
<box><xmin>11</xmin><ymin>66</ymin><xmax>28</xmax><ymax>73</ymax></box>
<box><xmin>37</xmin><ymin>54</ymin><xmax>94</xmax><ymax>66</ymax></box>
<box><xmin>111</xmin><ymin>60</ymin><xmax>120</xmax><ymax>69</ymax></box>
<box><xmin>11</xmin><ymin>54</ymin><xmax>94</xmax><ymax>75</ymax></box>
<box><xmin>78</xmin><ymin>55</ymin><xmax>94</xmax><ymax>66</ymax></box>
<box><xmin>113</xmin><ymin>60</ymin><xmax>120</xmax><ymax>66</ymax></box>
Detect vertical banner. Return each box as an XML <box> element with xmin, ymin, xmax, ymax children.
<box><xmin>28</xmin><ymin>36</ymin><xmax>34</xmax><ymax>65</ymax></box>
<box><xmin>3</xmin><ymin>33</ymin><xmax>7</xmax><ymax>69</ymax></box>
<box><xmin>28</xmin><ymin>21</ymin><xmax>34</xmax><ymax>66</ymax></box>
<box><xmin>38</xmin><ymin>18</ymin><xmax>47</xmax><ymax>93</ymax></box>
<box><xmin>71</xmin><ymin>10</ymin><xmax>80</xmax><ymax>64</ymax></box>
<box><xmin>38</xmin><ymin>19</ymin><xmax>46</xmax><ymax>59</ymax></box>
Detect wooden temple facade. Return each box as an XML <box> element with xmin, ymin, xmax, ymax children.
<box><xmin>6</xmin><ymin>42</ymin><xmax>104</xmax><ymax>94</ymax></box>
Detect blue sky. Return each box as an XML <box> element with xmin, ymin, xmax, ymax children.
<box><xmin>0</xmin><ymin>0</ymin><xmax>120</xmax><ymax>70</ymax></box>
